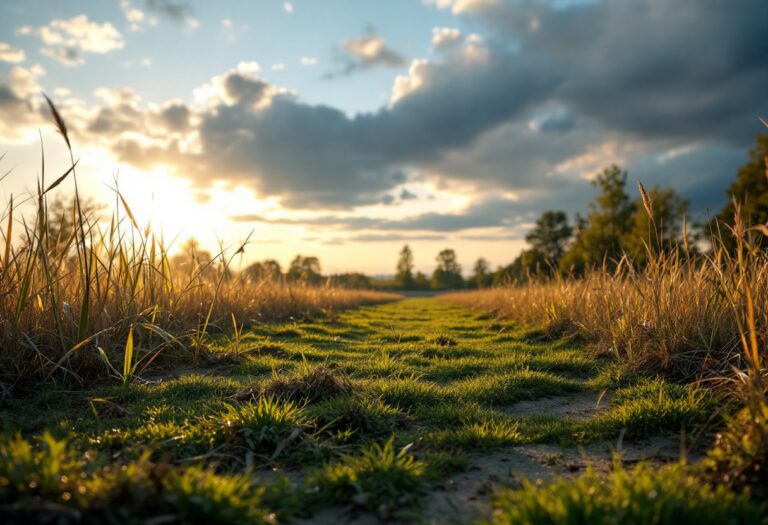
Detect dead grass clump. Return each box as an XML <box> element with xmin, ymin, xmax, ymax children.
<box><xmin>260</xmin><ymin>364</ymin><xmax>358</xmax><ymax>403</ymax></box>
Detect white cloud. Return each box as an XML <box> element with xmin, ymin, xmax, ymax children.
<box><xmin>431</xmin><ymin>27</ymin><xmax>462</xmax><ymax>52</ymax></box>
<box><xmin>283</xmin><ymin>2</ymin><xmax>294</xmax><ymax>14</ymax></box>
<box><xmin>120</xmin><ymin>0</ymin><xmax>146</xmax><ymax>31</ymax></box>
<box><xmin>221</xmin><ymin>19</ymin><xmax>232</xmax><ymax>28</ymax></box>
<box><xmin>41</xmin><ymin>47</ymin><xmax>84</xmax><ymax>66</ymax></box>
<box><xmin>0</xmin><ymin>65</ymin><xmax>46</xmax><ymax>142</ymax></box>
<box><xmin>300</xmin><ymin>56</ymin><xmax>318</xmax><ymax>66</ymax></box>
<box><xmin>0</xmin><ymin>42</ymin><xmax>26</xmax><ymax>63</ymax></box>
<box><xmin>18</xmin><ymin>15</ymin><xmax>124</xmax><ymax>65</ymax></box>
<box><xmin>186</xmin><ymin>17</ymin><xmax>200</xmax><ymax>30</ymax></box>
<box><xmin>271</xmin><ymin>63</ymin><xmax>285</xmax><ymax>71</ymax></box>
<box><xmin>333</xmin><ymin>32</ymin><xmax>404</xmax><ymax>76</ymax></box>
<box><xmin>425</xmin><ymin>0</ymin><xmax>498</xmax><ymax>14</ymax></box>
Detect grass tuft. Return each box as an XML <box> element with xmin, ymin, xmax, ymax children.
<box><xmin>485</xmin><ymin>462</ymin><xmax>767</xmax><ymax>525</ymax></box>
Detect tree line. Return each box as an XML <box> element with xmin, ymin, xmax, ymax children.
<box><xmin>394</xmin><ymin>132</ymin><xmax>768</xmax><ymax>289</ymax></box>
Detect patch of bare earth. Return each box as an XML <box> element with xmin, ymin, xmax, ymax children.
<box><xmin>419</xmin><ymin>391</ymin><xmax>697</xmax><ymax>524</ymax></box>
<box><xmin>502</xmin><ymin>390</ymin><xmax>612</xmax><ymax>419</ymax></box>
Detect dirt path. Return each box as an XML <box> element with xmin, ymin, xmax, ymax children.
<box><xmin>284</xmin><ymin>298</ymin><xmax>694</xmax><ymax>523</ymax></box>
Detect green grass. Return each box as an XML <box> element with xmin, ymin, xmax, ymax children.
<box><xmin>0</xmin><ymin>434</ymin><xmax>276</xmax><ymax>524</ymax></box>
<box><xmin>485</xmin><ymin>462</ymin><xmax>767</xmax><ymax>525</ymax></box>
<box><xmin>0</xmin><ymin>298</ymin><xmax>750</xmax><ymax>522</ymax></box>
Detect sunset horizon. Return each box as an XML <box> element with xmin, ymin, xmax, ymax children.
<box><xmin>2</xmin><ymin>0</ymin><xmax>766</xmax><ymax>276</ymax></box>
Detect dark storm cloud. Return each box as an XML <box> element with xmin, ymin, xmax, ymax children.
<box><xmin>111</xmin><ymin>49</ymin><xmax>560</xmax><ymax>208</ymax></box>
<box><xmin>457</xmin><ymin>0</ymin><xmax>768</xmax><ymax>143</ymax></box>
<box><xmin>231</xmin><ymin>196</ymin><xmax>541</xmax><ymax>233</ymax></box>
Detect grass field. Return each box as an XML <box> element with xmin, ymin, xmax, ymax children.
<box><xmin>2</xmin><ymin>297</ymin><xmax>764</xmax><ymax>524</ymax></box>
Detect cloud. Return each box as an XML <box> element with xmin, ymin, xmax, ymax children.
<box><xmin>329</xmin><ymin>30</ymin><xmax>405</xmax><ymax>76</ymax></box>
<box><xmin>0</xmin><ymin>42</ymin><xmax>26</xmax><ymax>63</ymax></box>
<box><xmin>143</xmin><ymin>0</ymin><xmax>193</xmax><ymax>21</ymax></box>
<box><xmin>283</xmin><ymin>2</ymin><xmax>294</xmax><ymax>14</ymax></box>
<box><xmin>431</xmin><ymin>27</ymin><xmax>463</xmax><ymax>52</ymax></box>
<box><xmin>300</xmin><ymin>57</ymin><xmax>318</xmax><ymax>66</ymax></box>
<box><xmin>0</xmin><ymin>65</ymin><xmax>46</xmax><ymax>142</ymax></box>
<box><xmin>400</xmin><ymin>188</ymin><xmax>418</xmax><ymax>200</ymax></box>
<box><xmin>185</xmin><ymin>18</ymin><xmax>200</xmax><ymax>30</ymax></box>
<box><xmin>98</xmin><ymin>49</ymin><xmax>558</xmax><ymax>208</ymax></box>
<box><xmin>18</xmin><ymin>15</ymin><xmax>124</xmax><ymax>65</ymax></box>
<box><xmin>348</xmin><ymin>233</ymin><xmax>446</xmax><ymax>242</ymax></box>
<box><xmin>231</xmin><ymin>196</ymin><xmax>532</xmax><ymax>233</ymax></box>
<box><xmin>430</xmin><ymin>0</ymin><xmax>768</xmax><ymax>144</ymax></box>
<box><xmin>119</xmin><ymin>0</ymin><xmax>146</xmax><ymax>31</ymax></box>
<box><xmin>10</xmin><ymin>0</ymin><xmax>764</xmax><ymax>230</ymax></box>
<box><xmin>41</xmin><ymin>47</ymin><xmax>83</xmax><ymax>66</ymax></box>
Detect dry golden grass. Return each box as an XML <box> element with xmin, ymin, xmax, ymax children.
<box><xmin>444</xmin><ymin>250</ymin><xmax>767</xmax><ymax>379</ymax></box>
<box><xmin>0</xmin><ymin>98</ymin><xmax>399</xmax><ymax>392</ymax></box>
<box><xmin>0</xmin><ymin>209</ymin><xmax>397</xmax><ymax>389</ymax></box>
<box><xmin>445</xmin><ymin>201</ymin><xmax>768</xmax><ymax>488</ymax></box>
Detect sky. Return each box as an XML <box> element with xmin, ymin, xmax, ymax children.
<box><xmin>0</xmin><ymin>0</ymin><xmax>766</xmax><ymax>275</ymax></box>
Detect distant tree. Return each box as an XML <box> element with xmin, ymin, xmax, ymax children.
<box><xmin>244</xmin><ymin>259</ymin><xmax>282</xmax><ymax>282</ymax></box>
<box><xmin>714</xmin><ymin>133</ymin><xmax>768</xmax><ymax>248</ymax></box>
<box><xmin>171</xmin><ymin>238</ymin><xmax>215</xmax><ymax>279</ymax></box>
<box><xmin>287</xmin><ymin>255</ymin><xmax>322</xmax><ymax>285</ymax></box>
<box><xmin>494</xmin><ymin>249</ymin><xmax>549</xmax><ymax>284</ymax></box>
<box><xmin>413</xmin><ymin>271</ymin><xmax>431</xmax><ymax>290</ymax></box>
<box><xmin>559</xmin><ymin>165</ymin><xmax>635</xmax><ymax>274</ymax></box>
<box><xmin>395</xmin><ymin>244</ymin><xmax>415</xmax><ymax>289</ymax></box>
<box><xmin>40</xmin><ymin>195</ymin><xmax>104</xmax><ymax>255</ymax></box>
<box><xmin>623</xmin><ymin>185</ymin><xmax>689</xmax><ymax>266</ymax></box>
<box><xmin>470</xmin><ymin>257</ymin><xmax>493</xmax><ymax>288</ymax></box>
<box><xmin>330</xmin><ymin>272</ymin><xmax>372</xmax><ymax>289</ymax></box>
<box><xmin>431</xmin><ymin>249</ymin><xmax>464</xmax><ymax>290</ymax></box>
<box><xmin>525</xmin><ymin>211</ymin><xmax>573</xmax><ymax>267</ymax></box>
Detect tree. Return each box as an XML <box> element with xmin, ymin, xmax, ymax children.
<box><xmin>395</xmin><ymin>244</ymin><xmax>415</xmax><ymax>289</ymax></box>
<box><xmin>494</xmin><ymin>249</ymin><xmax>548</xmax><ymax>284</ymax></box>
<box><xmin>431</xmin><ymin>249</ymin><xmax>464</xmax><ymax>290</ymax></box>
<box><xmin>623</xmin><ymin>185</ymin><xmax>689</xmax><ymax>266</ymax></box>
<box><xmin>40</xmin><ymin>195</ymin><xmax>104</xmax><ymax>255</ymax></box>
<box><xmin>329</xmin><ymin>272</ymin><xmax>372</xmax><ymax>289</ymax></box>
<box><xmin>244</xmin><ymin>259</ymin><xmax>282</xmax><ymax>282</ymax></box>
<box><xmin>525</xmin><ymin>211</ymin><xmax>573</xmax><ymax>266</ymax></box>
<box><xmin>470</xmin><ymin>257</ymin><xmax>493</xmax><ymax>288</ymax></box>
<box><xmin>287</xmin><ymin>255</ymin><xmax>322</xmax><ymax>285</ymax></box>
<box><xmin>413</xmin><ymin>271</ymin><xmax>431</xmax><ymax>290</ymax></box>
<box><xmin>714</xmin><ymin>133</ymin><xmax>768</xmax><ymax>248</ymax></box>
<box><xmin>171</xmin><ymin>238</ymin><xmax>215</xmax><ymax>279</ymax></box>
<box><xmin>559</xmin><ymin>165</ymin><xmax>635</xmax><ymax>274</ymax></box>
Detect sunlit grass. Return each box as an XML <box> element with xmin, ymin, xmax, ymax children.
<box><xmin>485</xmin><ymin>462</ymin><xmax>767</xmax><ymax>525</ymax></box>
